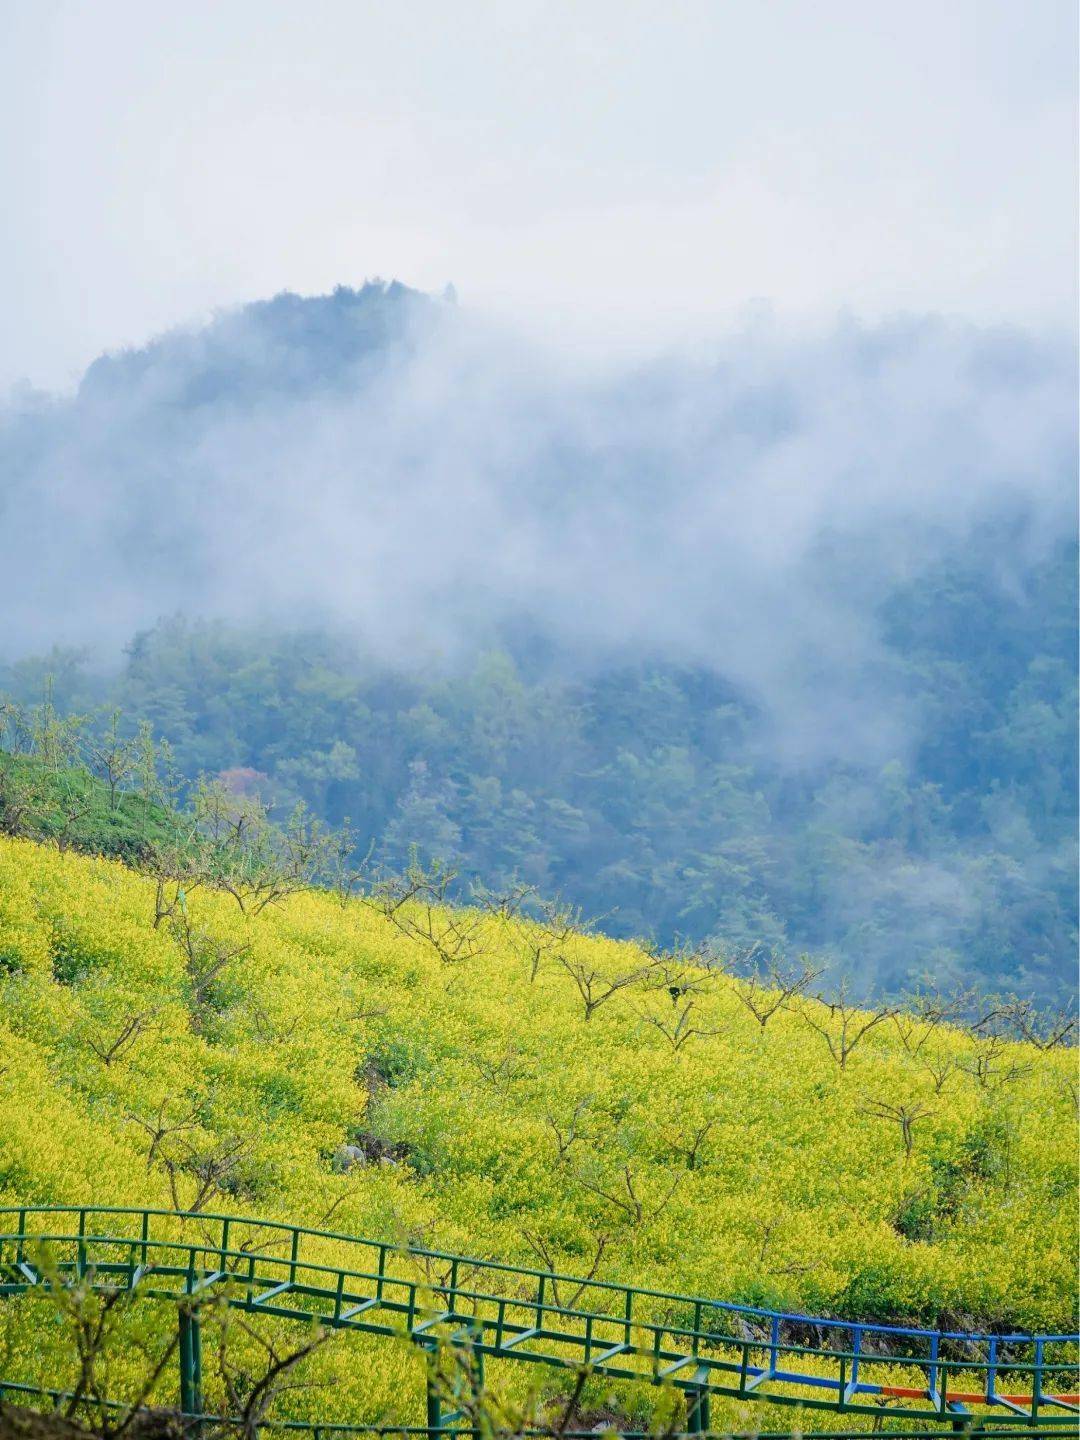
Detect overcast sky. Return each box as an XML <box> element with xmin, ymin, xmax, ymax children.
<box><xmin>2</xmin><ymin>0</ymin><xmax>1076</xmax><ymax>390</ymax></box>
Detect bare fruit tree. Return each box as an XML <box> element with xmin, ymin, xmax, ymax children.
<box><xmin>194</xmin><ymin>783</ymin><xmax>342</xmax><ymax>915</ymax></box>
<box><xmin>974</xmin><ymin>996</ymin><xmax>1077</xmax><ymax>1051</ymax></box>
<box><xmin>573</xmin><ymin>1162</ymin><xmax>682</xmax><ymax>1229</ymax></box>
<box><xmin>216</xmin><ymin>1308</ymin><xmax>336</xmax><ymax>1440</ymax></box>
<box><xmin>860</xmin><ymin>1098</ymin><xmax>934</xmax><ymax>1159</ymax></box>
<box><xmin>918</xmin><ymin>1054</ymin><xmax>957</xmax><ymax>1095</ymax></box>
<box><xmin>84</xmin><ymin>710</ymin><xmax>140</xmax><ymax>812</ymax></box>
<box><xmin>369</xmin><ymin>854</ymin><xmax>487</xmax><ymax>965</ymax></box>
<box><xmin>632</xmin><ymin>940</ymin><xmax>727</xmax><ymax>1049</ymax></box>
<box><xmin>544</xmin><ymin>1096</ymin><xmax>595</xmax><ymax>1164</ymax></box>
<box><xmin>796</xmin><ymin>978</ymin><xmax>896</xmax><ymax>1069</ymax></box>
<box><xmin>84</xmin><ymin>1012</ymin><xmax>154</xmax><ymax>1069</ymax></box>
<box><xmin>729</xmin><ymin>949</ymin><xmax>824</xmax><ymax>1029</ymax></box>
<box><xmin>326</xmin><ymin>822</ymin><xmax>375</xmax><ymax>909</ymax></box>
<box><xmin>518</xmin><ymin>1230</ymin><xmax>610</xmax><ymax>1312</ymax></box>
<box><xmin>470</xmin><ymin>876</ymin><xmax>540</xmax><ymax>920</ymax></box>
<box><xmin>957</xmin><ymin>1032</ymin><xmax>1032</xmax><ymax>1091</ymax></box>
<box><xmin>516</xmin><ymin>895</ymin><xmax>593</xmax><ymax>983</ymax></box>
<box><xmin>556</xmin><ymin>953</ymin><xmax>657</xmax><ymax>1022</ymax></box>
<box><xmin>644</xmin><ymin>1004</ymin><xmax>722</xmax><ymax>1052</ymax></box>
<box><xmin>892</xmin><ymin>984</ymin><xmax>975</xmax><ymax>1056</ymax></box>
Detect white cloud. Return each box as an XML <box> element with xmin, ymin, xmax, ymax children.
<box><xmin>1</xmin><ymin>0</ymin><xmax>1075</xmax><ymax>389</ymax></box>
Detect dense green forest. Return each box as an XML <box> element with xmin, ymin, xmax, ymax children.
<box><xmin>3</xmin><ymin>530</ymin><xmax>1075</xmax><ymax>998</ymax></box>
<box><xmin>1</xmin><ymin>284</ymin><xmax>1075</xmax><ymax>1001</ymax></box>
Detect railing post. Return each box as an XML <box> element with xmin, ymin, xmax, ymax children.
<box><xmin>849</xmin><ymin>1325</ymin><xmax>861</xmax><ymax>1400</ymax></box>
<box><xmin>686</xmin><ymin>1386</ymin><xmax>710</xmax><ymax>1434</ymax></box>
<box><xmin>852</xmin><ymin>1319</ymin><xmax>864</xmax><ymax>1388</ymax></box>
<box><xmin>425</xmin><ymin>1341</ymin><xmax>442</xmax><ymax>1439</ymax></box>
<box><xmin>178</xmin><ymin>1305</ymin><xmax>203</xmax><ymax>1418</ymax></box>
<box><xmin>471</xmin><ymin>1321</ymin><xmax>485</xmax><ymax>1395</ymax></box>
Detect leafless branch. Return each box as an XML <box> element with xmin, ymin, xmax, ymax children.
<box><xmin>519</xmin><ymin>1230</ymin><xmax>610</xmax><ymax>1312</ymax></box>
<box><xmin>730</xmin><ymin>950</ymin><xmax>823</xmax><ymax>1028</ymax></box>
<box><xmin>85</xmin><ymin>1012</ymin><xmax>153</xmax><ymax>1068</ymax></box>
<box><xmin>796</xmin><ymin>979</ymin><xmax>896</xmax><ymax>1069</ymax></box>
<box><xmin>860</xmin><ymin>1098</ymin><xmax>934</xmax><ymax>1158</ymax></box>
<box><xmin>556</xmin><ymin>954</ymin><xmax>656</xmax><ymax>1021</ymax></box>
<box><xmin>574</xmin><ymin>1163</ymin><xmax>682</xmax><ymax>1228</ymax></box>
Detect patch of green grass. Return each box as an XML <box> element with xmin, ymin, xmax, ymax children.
<box><xmin>0</xmin><ymin>752</ymin><xmax>180</xmax><ymax>864</ymax></box>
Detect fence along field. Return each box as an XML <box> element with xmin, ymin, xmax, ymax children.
<box><xmin>1</xmin><ymin>1203</ymin><xmax>1078</xmax><ymax>1431</ymax></box>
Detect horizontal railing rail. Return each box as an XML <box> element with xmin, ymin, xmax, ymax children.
<box><xmin>0</xmin><ymin>1205</ymin><xmax>1076</xmax><ymax>1433</ymax></box>
<box><xmin>2</xmin><ymin>1204</ymin><xmax>1066</xmax><ymax>1346</ymax></box>
<box><xmin>3</xmin><ymin>1376</ymin><xmax>1078</xmax><ymax>1440</ymax></box>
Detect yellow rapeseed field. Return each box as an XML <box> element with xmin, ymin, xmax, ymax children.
<box><xmin>0</xmin><ymin>836</ymin><xmax>1075</xmax><ymax>1422</ymax></box>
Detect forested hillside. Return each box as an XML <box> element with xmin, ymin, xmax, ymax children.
<box><xmin>1</xmin><ymin>284</ymin><xmax>1076</xmax><ymax>997</ymax></box>
<box><xmin>4</xmin><ymin>535</ymin><xmax>1075</xmax><ymax>997</ymax></box>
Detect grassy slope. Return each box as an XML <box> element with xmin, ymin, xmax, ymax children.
<box><xmin>0</xmin><ymin>751</ymin><xmax>183</xmax><ymax>864</ymax></box>
<box><xmin>0</xmin><ymin>835</ymin><xmax>1075</xmax><ymax>1419</ymax></box>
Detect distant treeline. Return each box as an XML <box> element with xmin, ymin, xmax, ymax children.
<box><xmin>1</xmin><ymin>539</ymin><xmax>1076</xmax><ymax>1000</ymax></box>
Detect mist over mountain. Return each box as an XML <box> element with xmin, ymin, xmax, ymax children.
<box><xmin>3</xmin><ymin>282</ymin><xmax>1074</xmax><ymax>747</ymax></box>
<box><xmin>1</xmin><ymin>283</ymin><xmax>1076</xmax><ymax>993</ymax></box>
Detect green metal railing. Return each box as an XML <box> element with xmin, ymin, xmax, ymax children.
<box><xmin>1</xmin><ymin>1205</ymin><xmax>1076</xmax><ymax>1435</ymax></box>
<box><xmin>2</xmin><ymin>1380</ymin><xmax>1076</xmax><ymax>1440</ymax></box>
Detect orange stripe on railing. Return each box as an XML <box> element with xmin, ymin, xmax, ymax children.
<box><xmin>880</xmin><ymin>1385</ymin><xmax>1080</xmax><ymax>1406</ymax></box>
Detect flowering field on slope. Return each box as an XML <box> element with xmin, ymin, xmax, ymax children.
<box><xmin>0</xmin><ymin>836</ymin><xmax>1075</xmax><ymax>1421</ymax></box>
